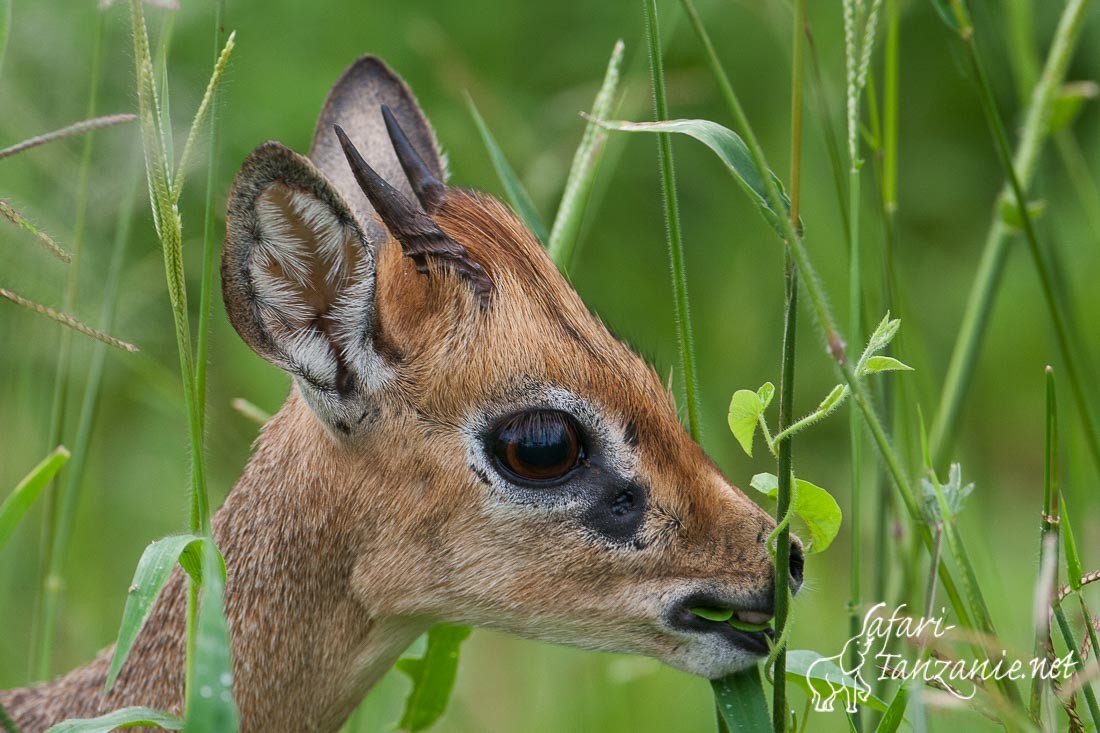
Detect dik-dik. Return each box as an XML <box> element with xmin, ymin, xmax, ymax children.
<box><xmin>2</xmin><ymin>56</ymin><xmax>803</xmax><ymax>731</ymax></box>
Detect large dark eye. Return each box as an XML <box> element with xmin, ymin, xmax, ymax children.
<box><xmin>490</xmin><ymin>410</ymin><xmax>584</xmax><ymax>484</ymax></box>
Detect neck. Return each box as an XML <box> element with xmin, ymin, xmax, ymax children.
<box><xmin>1</xmin><ymin>389</ymin><xmax>425</xmax><ymax>732</ymax></box>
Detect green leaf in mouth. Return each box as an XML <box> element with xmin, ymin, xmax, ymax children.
<box><xmin>689</xmin><ymin>606</ymin><xmax>735</xmax><ymax>623</ymax></box>
<box><xmin>726</xmin><ymin>618</ymin><xmax>771</xmax><ymax>633</ymax></box>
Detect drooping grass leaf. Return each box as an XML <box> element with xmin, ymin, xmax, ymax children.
<box><xmin>396</xmin><ymin>624</ymin><xmax>472</xmax><ymax>731</ymax></box>
<box><xmin>465</xmin><ymin>94</ymin><xmax>549</xmax><ymax>244</ymax></box>
<box><xmin>183</xmin><ymin>540</ymin><xmax>239</xmax><ymax>732</ymax></box>
<box><xmin>595</xmin><ymin>118</ymin><xmax>798</xmax><ymax>240</ymax></box>
<box><xmin>546</xmin><ymin>39</ymin><xmax>624</xmax><ymax>267</ymax></box>
<box><xmin>728</xmin><ymin>389</ymin><xmax>764</xmax><ymax>457</ymax></box>
<box><xmin>105</xmin><ymin>534</ymin><xmax>221</xmax><ymax>692</ymax></box>
<box><xmin>0</xmin><ymin>446</ymin><xmax>69</xmax><ymax>553</ymax></box>
<box><xmin>784</xmin><ymin>649</ymin><xmax>887</xmax><ymax>713</ymax></box>
<box><xmin>0</xmin><ymin>114</ymin><xmax>136</xmax><ymax>162</ymax></box>
<box><xmin>44</xmin><ymin>707</ymin><xmax>182</xmax><ymax>733</ymax></box>
<box><xmin>711</xmin><ymin>667</ymin><xmax>771</xmax><ymax>731</ymax></box>
<box><xmin>751</xmin><ymin>474</ymin><xmax>842</xmax><ymax>553</ymax></box>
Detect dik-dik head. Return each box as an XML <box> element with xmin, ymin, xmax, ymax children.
<box><xmin>221</xmin><ymin>56</ymin><xmax>802</xmax><ymax>679</ymax></box>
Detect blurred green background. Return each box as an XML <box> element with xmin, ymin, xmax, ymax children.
<box><xmin>1</xmin><ymin>0</ymin><xmax>1099</xmax><ymax>730</ymax></box>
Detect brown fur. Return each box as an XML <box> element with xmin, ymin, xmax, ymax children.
<box><xmin>1</xmin><ymin>60</ymin><xmax>796</xmax><ymax>732</ymax></box>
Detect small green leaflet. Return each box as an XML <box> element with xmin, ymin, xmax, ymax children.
<box><xmin>396</xmin><ymin>624</ymin><xmax>472</xmax><ymax>731</ymax></box>
<box><xmin>728</xmin><ymin>389</ymin><xmax>765</xmax><ymax>457</ymax></box>
<box><xmin>997</xmin><ymin>197</ymin><xmax>1046</xmax><ymax>231</ymax></box>
<box><xmin>861</xmin><ymin>356</ymin><xmax>914</xmax><ymax>375</ymax></box>
<box><xmin>44</xmin><ymin>707</ymin><xmax>182</xmax><ymax>733</ymax></box>
<box><xmin>751</xmin><ymin>473</ymin><xmax>842</xmax><ymax>554</ymax></box>
<box><xmin>0</xmin><ymin>446</ymin><xmax>69</xmax><ymax>553</ymax></box>
<box><xmin>183</xmin><ymin>540</ymin><xmax>239</xmax><ymax>732</ymax></box>
<box><xmin>785</xmin><ymin>650</ymin><xmax>888</xmax><ymax>713</ymax></box>
<box><xmin>595</xmin><ymin>118</ymin><xmax>799</xmax><ymax>240</ymax></box>
<box><xmin>105</xmin><ymin>534</ymin><xmax>225</xmax><ymax>692</ymax></box>
<box><xmin>712</xmin><ymin>667</ymin><xmax>771</xmax><ymax>732</ymax></box>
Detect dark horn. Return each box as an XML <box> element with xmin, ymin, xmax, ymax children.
<box><xmin>334</xmin><ymin>124</ymin><xmax>492</xmax><ymax>307</ymax></box>
<box><xmin>381</xmin><ymin>105</ymin><xmax>446</xmax><ymax>213</ymax></box>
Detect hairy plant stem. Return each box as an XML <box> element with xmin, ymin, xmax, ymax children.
<box><xmin>32</xmin><ymin>11</ymin><xmax>105</xmax><ymax>680</ymax></box>
<box><xmin>643</xmin><ymin>0</ymin><xmax>700</xmax><ymax>441</ymax></box>
<box><xmin>678</xmin><ymin>0</ymin><xmax>1027</xmax><ymax>706</ymax></box>
<box><xmin>929</xmin><ymin>0</ymin><xmax>1097</xmax><ymax>473</ymax></box>
<box><xmin>771</xmin><ymin>4</ymin><xmax>804</xmax><ymax>730</ymax></box>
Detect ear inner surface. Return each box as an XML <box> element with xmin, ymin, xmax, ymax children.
<box><xmin>223</xmin><ymin>142</ymin><xmax>388</xmax><ymax>425</ymax></box>
<box><xmin>308</xmin><ymin>55</ymin><xmax>445</xmax><ymax>246</ymax></box>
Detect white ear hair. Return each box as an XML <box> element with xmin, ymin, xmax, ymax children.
<box><xmin>223</xmin><ymin>142</ymin><xmax>392</xmax><ymax>433</ymax></box>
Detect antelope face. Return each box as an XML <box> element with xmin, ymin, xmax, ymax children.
<box><xmin>222</xmin><ymin>57</ymin><xmax>802</xmax><ymax>680</ymax></box>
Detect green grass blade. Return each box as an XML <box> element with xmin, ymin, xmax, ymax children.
<box><xmin>0</xmin><ymin>114</ymin><xmax>135</xmax><ymax>161</ymax></box>
<box><xmin>545</xmin><ymin>39</ymin><xmax>624</xmax><ymax>267</ymax></box>
<box><xmin>465</xmin><ymin>94</ymin><xmax>548</xmax><ymax>243</ymax></box>
<box><xmin>0</xmin><ymin>199</ymin><xmax>71</xmax><ymax>262</ymax></box>
<box><xmin>0</xmin><ymin>447</ymin><xmax>69</xmax><ymax>553</ymax></box>
<box><xmin>395</xmin><ymin>624</ymin><xmax>472</xmax><ymax>731</ymax></box>
<box><xmin>712</xmin><ymin>669</ymin><xmax>771</xmax><ymax>731</ymax></box>
<box><xmin>596</xmin><ymin>118</ymin><xmax>796</xmax><ymax>239</ymax></box>
<box><xmin>105</xmin><ymin>534</ymin><xmax>207</xmax><ymax>693</ymax></box>
<box><xmin>44</xmin><ymin>707</ymin><xmax>182</xmax><ymax>733</ymax></box>
<box><xmin>182</xmin><ymin>541</ymin><xmax>239</xmax><ymax>732</ymax></box>
<box><xmin>873</xmin><ymin>684</ymin><xmax>908</xmax><ymax>733</ymax></box>
<box><xmin>172</xmin><ymin>30</ymin><xmax>235</xmax><ymax>201</ymax></box>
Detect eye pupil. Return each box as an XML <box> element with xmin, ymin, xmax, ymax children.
<box><xmin>492</xmin><ymin>411</ymin><xmax>583</xmax><ymax>483</ymax></box>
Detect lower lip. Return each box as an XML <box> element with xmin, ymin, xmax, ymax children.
<box><xmin>672</xmin><ymin>608</ymin><xmax>774</xmax><ymax>655</ymax></box>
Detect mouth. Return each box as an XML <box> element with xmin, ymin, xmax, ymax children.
<box><xmin>667</xmin><ymin>592</ymin><xmax>775</xmax><ymax>657</ymax></box>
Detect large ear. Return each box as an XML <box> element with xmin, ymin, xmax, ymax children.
<box><xmin>309</xmin><ymin>55</ymin><xmax>445</xmax><ymax>246</ymax></box>
<box><xmin>222</xmin><ymin>141</ymin><xmax>389</xmax><ymax>431</ymax></box>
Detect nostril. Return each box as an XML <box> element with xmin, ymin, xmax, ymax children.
<box><xmin>788</xmin><ymin>541</ymin><xmax>805</xmax><ymax>585</ymax></box>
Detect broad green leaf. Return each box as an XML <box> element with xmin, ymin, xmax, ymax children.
<box><xmin>712</xmin><ymin>667</ymin><xmax>770</xmax><ymax>731</ymax></box>
<box><xmin>997</xmin><ymin>197</ymin><xmax>1046</xmax><ymax>230</ymax></box>
<box><xmin>106</xmin><ymin>534</ymin><xmax>213</xmax><ymax>692</ymax></box>
<box><xmin>396</xmin><ymin>624</ymin><xmax>472</xmax><ymax>731</ymax></box>
<box><xmin>756</xmin><ymin>382</ymin><xmax>775</xmax><ymax>411</ymax></box>
<box><xmin>466</xmin><ymin>95</ymin><xmax>549</xmax><ymax>244</ymax></box>
<box><xmin>546</xmin><ymin>39</ymin><xmax>624</xmax><ymax>267</ymax></box>
<box><xmin>184</xmin><ymin>540</ymin><xmax>239</xmax><ymax>732</ymax></box>
<box><xmin>861</xmin><ymin>356</ymin><xmax>914</xmax><ymax>375</ymax></box>
<box><xmin>728</xmin><ymin>390</ymin><xmax>763</xmax><ymax>457</ymax></box>
<box><xmin>0</xmin><ymin>447</ymin><xmax>69</xmax><ymax>553</ymax></box>
<box><xmin>875</xmin><ymin>684</ymin><xmax>909</xmax><ymax>732</ymax></box>
<box><xmin>750</xmin><ymin>474</ymin><xmax>842</xmax><ymax>554</ymax></box>
<box><xmin>1048</xmin><ymin>80</ymin><xmax>1098</xmax><ymax>133</ymax></box>
<box><xmin>596</xmin><ymin>118</ymin><xmax>797</xmax><ymax>239</ymax></box>
<box><xmin>1060</xmin><ymin>492</ymin><xmax>1083</xmax><ymax>591</ymax></box>
<box><xmin>44</xmin><ymin>707</ymin><xmax>182</xmax><ymax>732</ymax></box>
<box><xmin>691</xmin><ymin>606</ymin><xmax>735</xmax><ymax>622</ymax></box>
<box><xmin>785</xmin><ymin>650</ymin><xmax>887</xmax><ymax>713</ymax></box>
